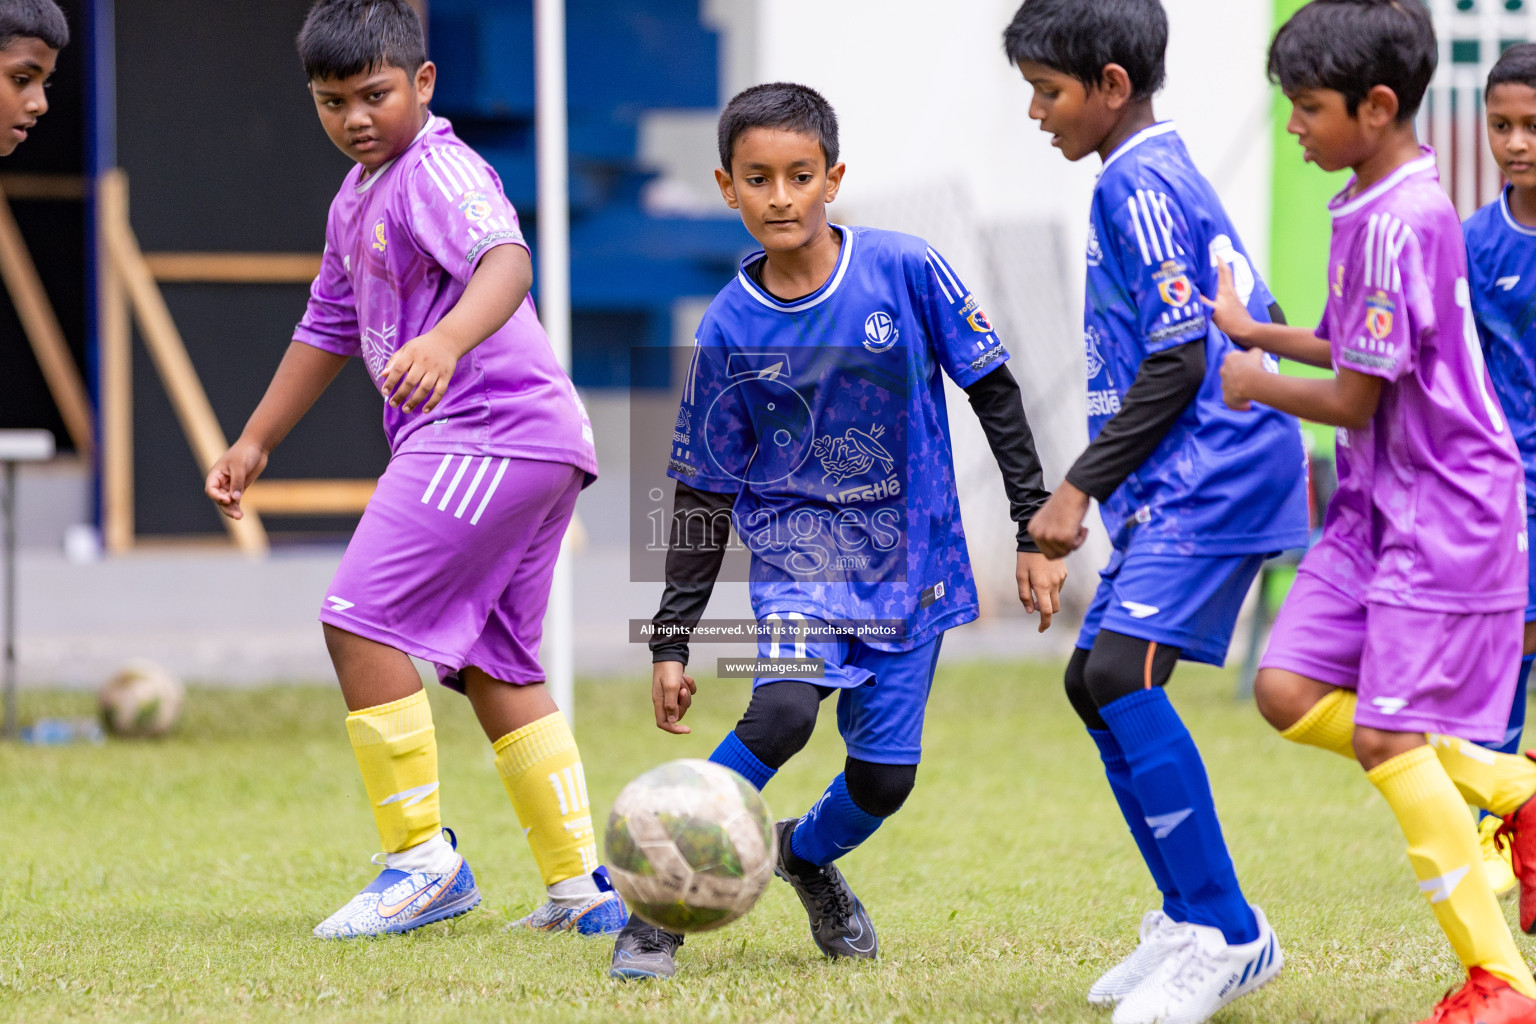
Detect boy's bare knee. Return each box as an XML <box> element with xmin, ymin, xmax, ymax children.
<box><xmin>1253</xmin><ymin>669</ymin><xmax>1306</xmax><ymax>731</ymax></box>
<box><xmin>1352</xmin><ymin>726</ymin><xmax>1423</xmax><ymax>771</ymax></box>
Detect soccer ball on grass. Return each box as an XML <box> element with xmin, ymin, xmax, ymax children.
<box><xmin>99</xmin><ymin>659</ymin><xmax>185</xmax><ymax>738</ymax></box>
<box><xmin>604</xmin><ymin>758</ymin><xmax>777</xmax><ymax>932</ymax></box>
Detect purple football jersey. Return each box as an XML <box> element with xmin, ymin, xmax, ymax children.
<box><xmin>1308</xmin><ymin>150</ymin><xmax>1526</xmax><ymax>609</ymax></box>
<box><xmin>294</xmin><ymin>116</ymin><xmax>597</xmax><ymax>479</ymax></box>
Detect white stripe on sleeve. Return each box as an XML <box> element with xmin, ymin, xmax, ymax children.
<box><xmin>1127</xmin><ymin>196</ymin><xmax>1152</xmax><ymax>265</ymax></box>
<box><xmin>420</xmin><ymin>152</ymin><xmax>456</xmax><ymax>202</ymax></box>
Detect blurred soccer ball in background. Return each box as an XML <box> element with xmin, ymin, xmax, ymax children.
<box><xmin>99</xmin><ymin>659</ymin><xmax>185</xmax><ymax>738</ymax></box>
<box><xmin>604</xmin><ymin>758</ymin><xmax>777</xmax><ymax>932</ymax></box>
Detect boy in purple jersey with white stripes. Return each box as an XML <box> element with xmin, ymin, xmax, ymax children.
<box><xmin>1215</xmin><ymin>2</ymin><xmax>1536</xmax><ymax>1019</ymax></box>
<box><xmin>204</xmin><ymin>0</ymin><xmax>625</xmax><ymax>941</ymax></box>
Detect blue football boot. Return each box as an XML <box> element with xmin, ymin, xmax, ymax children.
<box><xmin>312</xmin><ymin>828</ymin><xmax>481</xmax><ymax>939</ymax></box>
<box><xmin>510</xmin><ymin>866</ymin><xmax>629</xmax><ymax>936</ymax></box>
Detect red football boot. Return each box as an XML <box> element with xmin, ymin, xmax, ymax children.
<box><xmin>1416</xmin><ymin>968</ymin><xmax>1536</xmax><ymax>1024</ymax></box>
<box><xmin>1494</xmin><ymin>757</ymin><xmax>1536</xmax><ymax>934</ymax></box>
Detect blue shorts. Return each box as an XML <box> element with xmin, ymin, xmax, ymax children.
<box><xmin>1526</xmin><ymin>515</ymin><xmax>1536</xmax><ymax>622</ymax></box>
<box><xmin>1077</xmin><ymin>550</ymin><xmax>1268</xmax><ymax>666</ymax></box>
<box><xmin>753</xmin><ymin>614</ymin><xmax>942</xmax><ymax>765</ymax></box>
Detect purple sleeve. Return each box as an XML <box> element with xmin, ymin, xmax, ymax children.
<box><xmin>403</xmin><ymin>146</ymin><xmax>530</xmax><ymax>284</ymax></box>
<box><xmin>914</xmin><ymin>246</ymin><xmax>1009</xmax><ymax>388</ymax></box>
<box><xmin>1332</xmin><ymin>220</ymin><xmax>1427</xmax><ymax>382</ymax></box>
<box><xmin>292</xmin><ymin>237</ymin><xmax>360</xmax><ymax>357</ymax></box>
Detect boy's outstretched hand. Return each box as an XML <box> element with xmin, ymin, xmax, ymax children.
<box><xmin>382</xmin><ymin>329</ymin><xmax>460</xmax><ymax>414</ymax></box>
<box><xmin>1202</xmin><ymin>260</ymin><xmax>1257</xmax><ymax>347</ymax></box>
<box><xmin>1017</xmin><ymin>551</ymin><xmax>1068</xmax><ymax>632</ymax></box>
<box><xmin>652</xmin><ymin>660</ymin><xmax>698</xmax><ymax>735</ymax></box>
<box><xmin>205</xmin><ymin>439</ymin><xmax>269</xmax><ymax>521</ymax></box>
<box><xmin>1028</xmin><ymin>483</ymin><xmax>1091</xmax><ymax>559</ymax></box>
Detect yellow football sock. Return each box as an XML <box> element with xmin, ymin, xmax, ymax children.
<box><xmin>1369</xmin><ymin>745</ymin><xmax>1536</xmax><ymax>997</ymax></box>
<box><xmin>344</xmin><ymin>689</ymin><xmax>442</xmax><ymax>853</ymax></box>
<box><xmin>1279</xmin><ymin>689</ymin><xmax>1356</xmax><ymax>759</ymax></box>
<box><xmin>493</xmin><ymin>712</ymin><xmax>597</xmax><ymax>886</ymax></box>
<box><xmin>1429</xmin><ymin>732</ymin><xmax>1536</xmax><ymax>817</ymax></box>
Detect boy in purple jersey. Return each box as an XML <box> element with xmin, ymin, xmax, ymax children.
<box><xmin>1215</xmin><ymin>1</ymin><xmax>1536</xmax><ymax>1019</ymax></box>
<box><xmin>0</xmin><ymin>1</ymin><xmax>66</xmax><ymax>158</ymax></box>
<box><xmin>204</xmin><ymin>0</ymin><xmax>624</xmax><ymax>940</ymax></box>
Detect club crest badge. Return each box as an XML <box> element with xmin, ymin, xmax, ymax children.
<box><xmin>1154</xmin><ymin>260</ymin><xmax>1193</xmax><ymax>307</ymax></box>
<box><xmin>1365</xmin><ymin>292</ymin><xmax>1395</xmax><ymax>341</ymax></box>
<box><xmin>1086</xmin><ymin>222</ymin><xmax>1104</xmax><ymax>267</ymax></box>
<box><xmin>863</xmin><ymin>311</ymin><xmax>898</xmax><ymax>353</ymax></box>
<box><xmin>371</xmin><ymin>220</ymin><xmax>388</xmax><ymax>253</ymax></box>
<box><xmin>1084</xmin><ymin>326</ymin><xmax>1106</xmax><ymax>381</ymax></box>
<box><xmin>458</xmin><ymin>189</ymin><xmax>493</xmax><ymax>223</ymax></box>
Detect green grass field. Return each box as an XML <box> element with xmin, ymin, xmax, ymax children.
<box><xmin>0</xmin><ymin>660</ymin><xmax>1522</xmax><ymax>1023</ymax></box>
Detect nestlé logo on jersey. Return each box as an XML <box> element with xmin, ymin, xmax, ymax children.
<box><xmin>863</xmin><ymin>311</ymin><xmax>899</xmax><ymax>353</ymax></box>
<box><xmin>1154</xmin><ymin>260</ymin><xmax>1193</xmax><ymax>307</ymax></box>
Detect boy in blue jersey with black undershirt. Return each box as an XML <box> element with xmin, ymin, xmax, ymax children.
<box><xmin>1005</xmin><ymin>2</ymin><xmax>1309</xmax><ymax>1022</ymax></box>
<box><xmin>609</xmin><ymin>82</ymin><xmax>1069</xmax><ymax>980</ymax></box>
<box><xmin>1464</xmin><ymin>41</ymin><xmax>1536</xmax><ymax>897</ymax></box>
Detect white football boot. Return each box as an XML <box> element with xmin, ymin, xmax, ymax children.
<box><xmin>1111</xmin><ymin>905</ymin><xmax>1282</xmax><ymax>1024</ymax></box>
<box><xmin>1088</xmin><ymin>909</ymin><xmax>1191</xmax><ymax>1006</ymax></box>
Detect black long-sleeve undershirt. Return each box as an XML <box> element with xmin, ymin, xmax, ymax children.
<box><xmin>649</xmin><ymin>363</ymin><xmax>1053</xmax><ymax>664</ymax></box>
<box><xmin>1064</xmin><ymin>302</ymin><xmax>1287</xmax><ymax>503</ymax></box>
<box><xmin>1065</xmin><ymin>339</ymin><xmax>1206</xmax><ymax>503</ymax></box>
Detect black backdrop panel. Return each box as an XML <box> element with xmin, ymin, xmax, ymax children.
<box><xmin>2</xmin><ymin>0</ymin><xmax>86</xmax><ymax>451</ymax></box>
<box><xmin>117</xmin><ymin>0</ymin><xmax>390</xmax><ymax>537</ymax></box>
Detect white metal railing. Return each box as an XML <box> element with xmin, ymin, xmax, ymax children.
<box><xmin>1424</xmin><ymin>0</ymin><xmax>1536</xmax><ymax>216</ymax></box>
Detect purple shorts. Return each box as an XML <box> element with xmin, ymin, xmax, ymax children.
<box><xmin>1261</xmin><ymin>569</ymin><xmax>1522</xmax><ymax>741</ymax></box>
<box><xmin>320</xmin><ymin>453</ymin><xmax>583</xmax><ymax>690</ymax></box>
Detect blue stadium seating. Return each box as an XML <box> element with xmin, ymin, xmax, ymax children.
<box><xmin>428</xmin><ymin>0</ymin><xmax>754</xmax><ymax>387</ymax></box>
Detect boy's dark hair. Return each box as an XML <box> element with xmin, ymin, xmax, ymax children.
<box><xmin>1268</xmin><ymin>0</ymin><xmax>1436</xmax><ymax>121</ymax></box>
<box><xmin>717</xmin><ymin>83</ymin><xmax>839</xmax><ymax>172</ymax></box>
<box><xmin>1001</xmin><ymin>0</ymin><xmax>1167</xmax><ymax>101</ymax></box>
<box><xmin>297</xmin><ymin>0</ymin><xmax>425</xmax><ymax>82</ymax></box>
<box><xmin>0</xmin><ymin>0</ymin><xmax>69</xmax><ymax>52</ymax></box>
<box><xmin>1488</xmin><ymin>42</ymin><xmax>1536</xmax><ymax>98</ymax></box>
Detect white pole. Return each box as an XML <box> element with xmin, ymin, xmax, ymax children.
<box><xmin>535</xmin><ymin>0</ymin><xmax>575</xmax><ymax>722</ymax></box>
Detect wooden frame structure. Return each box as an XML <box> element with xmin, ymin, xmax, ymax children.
<box><xmin>94</xmin><ymin>169</ymin><xmax>375</xmax><ymax>554</ymax></box>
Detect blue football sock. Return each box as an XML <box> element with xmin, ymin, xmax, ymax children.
<box><xmin>789</xmin><ymin>773</ymin><xmax>883</xmax><ymax>867</ymax></box>
<box><xmin>1478</xmin><ymin>653</ymin><xmax>1532</xmax><ymax>821</ymax></box>
<box><xmin>1089</xmin><ymin>728</ymin><xmax>1188</xmax><ymax>923</ymax></box>
<box><xmin>709</xmin><ymin>731</ymin><xmax>776</xmax><ymax>791</ymax></box>
<box><xmin>1101</xmin><ymin>688</ymin><xmax>1258</xmax><ymax>945</ymax></box>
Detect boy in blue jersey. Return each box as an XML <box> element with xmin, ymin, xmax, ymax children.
<box><xmin>1004</xmin><ymin>2</ymin><xmax>1309</xmax><ymax>1021</ymax></box>
<box><xmin>1464</xmin><ymin>42</ymin><xmax>1536</xmax><ymax>896</ymax></box>
<box><xmin>609</xmin><ymin>82</ymin><xmax>1068</xmax><ymax>980</ymax></box>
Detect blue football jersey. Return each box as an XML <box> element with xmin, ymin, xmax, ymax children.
<box><xmin>667</xmin><ymin>225</ymin><xmax>1010</xmax><ymax>650</ymax></box>
<box><xmin>1465</xmin><ymin>188</ymin><xmax>1536</xmax><ymax>509</ymax></box>
<box><xmin>1086</xmin><ymin>122</ymin><xmax>1309</xmax><ymax>554</ymax></box>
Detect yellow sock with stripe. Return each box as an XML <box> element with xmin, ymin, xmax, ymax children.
<box><xmin>1279</xmin><ymin>689</ymin><xmax>1356</xmax><ymax>759</ymax></box>
<box><xmin>345</xmin><ymin>690</ymin><xmax>442</xmax><ymax>853</ymax></box>
<box><xmin>1368</xmin><ymin>745</ymin><xmax>1536</xmax><ymax>997</ymax></box>
<box><xmin>1428</xmin><ymin>732</ymin><xmax>1536</xmax><ymax>818</ymax></box>
<box><xmin>493</xmin><ymin>712</ymin><xmax>597</xmax><ymax>886</ymax></box>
